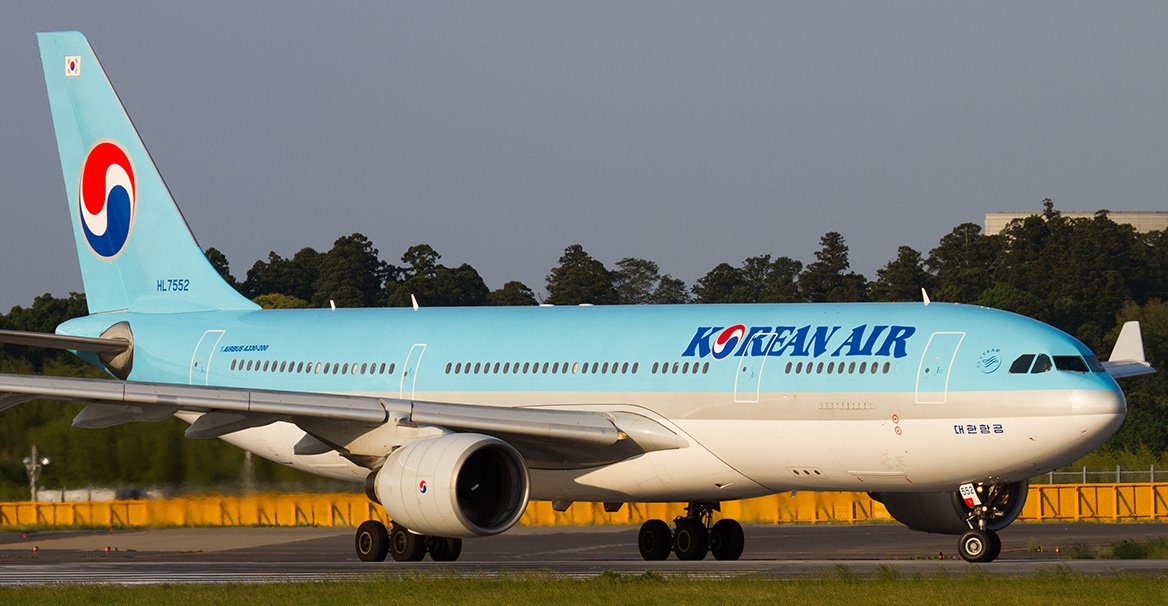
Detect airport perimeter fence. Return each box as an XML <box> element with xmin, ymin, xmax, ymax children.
<box><xmin>1035</xmin><ymin>465</ymin><xmax>1161</xmax><ymax>484</ymax></box>
<box><xmin>1</xmin><ymin>482</ymin><xmax>1166</xmax><ymax>529</ymax></box>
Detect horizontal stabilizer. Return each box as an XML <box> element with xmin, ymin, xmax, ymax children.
<box><xmin>1103</xmin><ymin>321</ymin><xmax>1156</xmax><ymax>379</ymax></box>
<box><xmin>0</xmin><ymin>329</ymin><xmax>127</xmax><ymax>353</ymax></box>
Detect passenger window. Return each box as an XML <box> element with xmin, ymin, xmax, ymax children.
<box><xmin>1030</xmin><ymin>354</ymin><xmax>1053</xmax><ymax>374</ymax></box>
<box><xmin>1009</xmin><ymin>355</ymin><xmax>1035</xmax><ymax>374</ymax></box>
<box><xmin>1053</xmin><ymin>356</ymin><xmax>1089</xmax><ymax>373</ymax></box>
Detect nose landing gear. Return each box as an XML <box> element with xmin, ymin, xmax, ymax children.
<box><xmin>636</xmin><ymin>502</ymin><xmax>744</xmax><ymax>561</ymax></box>
<box><xmin>956</xmin><ymin>482</ymin><xmax>1006</xmax><ymax>563</ymax></box>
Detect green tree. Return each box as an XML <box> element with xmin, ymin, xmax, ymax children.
<box><xmin>242</xmin><ymin>248</ymin><xmax>322</xmax><ymax>302</ymax></box>
<box><xmin>693</xmin><ymin>263</ymin><xmax>749</xmax><ymax>303</ymax></box>
<box><xmin>926</xmin><ymin>223</ymin><xmax>1002</xmax><ymax>303</ymax></box>
<box><xmin>545</xmin><ymin>244</ymin><xmax>617</xmax><ymax>305</ymax></box>
<box><xmin>311</xmin><ymin>233</ymin><xmax>388</xmax><ymax>308</ymax></box>
<box><xmin>612</xmin><ymin>258</ymin><xmax>691</xmax><ymax>304</ymax></box>
<box><xmin>799</xmin><ymin>232</ymin><xmax>868</xmax><ymax>302</ymax></box>
<box><xmin>488</xmin><ymin>281</ymin><xmax>538</xmax><ymax>306</ymax></box>
<box><xmin>252</xmin><ymin>293</ymin><xmax>310</xmax><ymax>309</ymax></box>
<box><xmin>204</xmin><ymin>247</ymin><xmax>237</xmax><ymax>287</ymax></box>
<box><xmin>385</xmin><ymin>245</ymin><xmax>489</xmax><ymax>307</ymax></box>
<box><xmin>653</xmin><ymin>275</ymin><xmax>691</xmax><ymax>304</ymax></box>
<box><xmin>870</xmin><ymin>246</ymin><xmax>933</xmax><ymax>302</ymax></box>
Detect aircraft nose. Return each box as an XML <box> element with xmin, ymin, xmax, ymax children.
<box><xmin>1071</xmin><ymin>388</ymin><xmax>1126</xmax><ymax>442</ymax></box>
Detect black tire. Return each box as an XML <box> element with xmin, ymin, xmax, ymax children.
<box><xmin>428</xmin><ymin>537</ymin><xmax>463</xmax><ymax>562</ymax></box>
<box><xmin>958</xmin><ymin>529</ymin><xmax>997</xmax><ymax>563</ymax></box>
<box><xmin>986</xmin><ymin>530</ymin><xmax>1002</xmax><ymax>561</ymax></box>
<box><xmin>709</xmin><ymin>518</ymin><xmax>744</xmax><ymax>561</ymax></box>
<box><xmin>389</xmin><ymin>523</ymin><xmax>427</xmax><ymax>562</ymax></box>
<box><xmin>673</xmin><ymin>518</ymin><xmax>709</xmax><ymax>561</ymax></box>
<box><xmin>638</xmin><ymin>519</ymin><xmax>672</xmax><ymax>561</ymax></box>
<box><xmin>355</xmin><ymin>520</ymin><xmax>389</xmax><ymax>562</ymax></box>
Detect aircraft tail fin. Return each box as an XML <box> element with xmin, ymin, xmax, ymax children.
<box><xmin>37</xmin><ymin>31</ymin><xmax>257</xmax><ymax>314</ymax></box>
<box><xmin>1103</xmin><ymin>321</ymin><xmax>1155</xmax><ymax>379</ymax></box>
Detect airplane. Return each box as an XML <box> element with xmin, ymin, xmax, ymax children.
<box><xmin>0</xmin><ymin>31</ymin><xmax>1153</xmax><ymax>564</ymax></box>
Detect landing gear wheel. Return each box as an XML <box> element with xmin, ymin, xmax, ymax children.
<box><xmin>673</xmin><ymin>517</ymin><xmax>709</xmax><ymax>561</ymax></box>
<box><xmin>389</xmin><ymin>523</ymin><xmax>426</xmax><ymax>562</ymax></box>
<box><xmin>355</xmin><ymin>520</ymin><xmax>388</xmax><ymax>562</ymax></box>
<box><xmin>427</xmin><ymin>537</ymin><xmax>463</xmax><ymax>562</ymax></box>
<box><xmin>958</xmin><ymin>529</ymin><xmax>998</xmax><ymax>563</ymax></box>
<box><xmin>709</xmin><ymin>519</ymin><xmax>744</xmax><ymax>561</ymax></box>
<box><xmin>986</xmin><ymin>530</ymin><xmax>1002</xmax><ymax>561</ymax></box>
<box><xmin>638</xmin><ymin>519</ymin><xmax>673</xmax><ymax>561</ymax></box>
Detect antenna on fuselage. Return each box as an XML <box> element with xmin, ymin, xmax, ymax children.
<box><xmin>921</xmin><ymin>288</ymin><xmax>931</xmax><ymax>306</ymax></box>
<box><xmin>411</xmin><ymin>294</ymin><xmax>420</xmax><ymax>311</ymax></box>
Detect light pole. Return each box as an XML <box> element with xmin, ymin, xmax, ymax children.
<box><xmin>21</xmin><ymin>445</ymin><xmax>50</xmax><ymax>502</ymax></box>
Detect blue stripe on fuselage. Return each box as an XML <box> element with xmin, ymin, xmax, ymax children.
<box><xmin>57</xmin><ymin>302</ymin><xmax>1116</xmax><ymax>396</ymax></box>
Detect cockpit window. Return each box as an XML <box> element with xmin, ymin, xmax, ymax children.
<box><xmin>1009</xmin><ymin>354</ymin><xmax>1035</xmax><ymax>374</ymax></box>
<box><xmin>1053</xmin><ymin>355</ymin><xmax>1089</xmax><ymax>373</ymax></box>
<box><xmin>1030</xmin><ymin>354</ymin><xmax>1053</xmax><ymax>373</ymax></box>
<box><xmin>1084</xmin><ymin>355</ymin><xmax>1105</xmax><ymax>373</ymax></box>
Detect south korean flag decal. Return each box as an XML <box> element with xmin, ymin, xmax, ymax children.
<box><xmin>65</xmin><ymin>55</ymin><xmax>80</xmax><ymax>77</ymax></box>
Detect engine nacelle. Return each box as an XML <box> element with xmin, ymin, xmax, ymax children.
<box><xmin>373</xmin><ymin>433</ymin><xmax>530</xmax><ymax>538</ymax></box>
<box><xmin>871</xmin><ymin>480</ymin><xmax>1028</xmax><ymax>535</ymax></box>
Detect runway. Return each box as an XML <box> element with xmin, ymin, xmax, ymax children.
<box><xmin>0</xmin><ymin>523</ymin><xmax>1165</xmax><ymax>584</ymax></box>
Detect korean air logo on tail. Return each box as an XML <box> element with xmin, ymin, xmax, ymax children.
<box><xmin>78</xmin><ymin>141</ymin><xmax>136</xmax><ymax>259</ymax></box>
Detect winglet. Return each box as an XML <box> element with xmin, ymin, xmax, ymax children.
<box><xmin>1103</xmin><ymin>321</ymin><xmax>1155</xmax><ymax>379</ymax></box>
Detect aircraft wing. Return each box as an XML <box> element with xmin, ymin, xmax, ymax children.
<box><xmin>0</xmin><ymin>372</ymin><xmax>685</xmax><ymax>467</ymax></box>
<box><xmin>1102</xmin><ymin>321</ymin><xmax>1156</xmax><ymax>379</ymax></box>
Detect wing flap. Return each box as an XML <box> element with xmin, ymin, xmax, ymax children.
<box><xmin>410</xmin><ymin>401</ymin><xmax>621</xmax><ymax>447</ymax></box>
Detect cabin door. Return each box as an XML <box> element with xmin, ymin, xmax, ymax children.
<box><xmin>189</xmin><ymin>330</ymin><xmax>225</xmax><ymax>385</ymax></box>
<box><xmin>914</xmin><ymin>332</ymin><xmax>965</xmax><ymax>404</ymax></box>
<box><xmin>400</xmin><ymin>344</ymin><xmax>427</xmax><ymax>400</ymax></box>
<box><xmin>734</xmin><ymin>333</ymin><xmax>777</xmax><ymax>403</ymax></box>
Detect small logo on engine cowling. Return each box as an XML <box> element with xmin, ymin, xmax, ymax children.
<box><xmin>418</xmin><ymin>480</ymin><xmax>428</xmax><ymax>494</ymax></box>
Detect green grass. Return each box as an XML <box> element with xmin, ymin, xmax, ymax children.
<box><xmin>1</xmin><ymin>573</ymin><xmax>1167</xmax><ymax>606</ymax></box>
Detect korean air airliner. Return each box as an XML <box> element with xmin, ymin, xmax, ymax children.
<box><xmin>0</xmin><ymin>32</ymin><xmax>1152</xmax><ymax>564</ymax></box>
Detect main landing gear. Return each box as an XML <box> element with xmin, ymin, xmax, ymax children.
<box><xmin>637</xmin><ymin>502</ymin><xmax>745</xmax><ymax>561</ymax></box>
<box><xmin>355</xmin><ymin>520</ymin><xmax>463</xmax><ymax>562</ymax></box>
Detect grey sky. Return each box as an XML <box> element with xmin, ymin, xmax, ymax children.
<box><xmin>2</xmin><ymin>2</ymin><xmax>1166</xmax><ymax>311</ymax></box>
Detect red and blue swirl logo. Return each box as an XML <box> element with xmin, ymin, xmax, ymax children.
<box><xmin>418</xmin><ymin>480</ymin><xmax>428</xmax><ymax>494</ymax></box>
<box><xmin>711</xmin><ymin>324</ymin><xmax>746</xmax><ymax>359</ymax></box>
<box><xmin>78</xmin><ymin>141</ymin><xmax>136</xmax><ymax>259</ymax></box>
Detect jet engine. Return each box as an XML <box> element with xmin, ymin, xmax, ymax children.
<box><xmin>372</xmin><ymin>433</ymin><xmax>530</xmax><ymax>538</ymax></box>
<box><xmin>870</xmin><ymin>480</ymin><xmax>1028</xmax><ymax>535</ymax></box>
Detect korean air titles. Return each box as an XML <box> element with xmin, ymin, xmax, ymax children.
<box><xmin>683</xmin><ymin>324</ymin><xmax>916</xmax><ymax>359</ymax></box>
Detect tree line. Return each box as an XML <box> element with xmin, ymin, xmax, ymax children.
<box><xmin>1</xmin><ymin>200</ymin><xmax>1166</xmax><ymax>496</ymax></box>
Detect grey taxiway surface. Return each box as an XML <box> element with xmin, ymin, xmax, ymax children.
<box><xmin>0</xmin><ymin>523</ymin><xmax>1166</xmax><ymax>584</ymax></box>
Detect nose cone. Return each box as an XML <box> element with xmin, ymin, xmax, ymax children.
<box><xmin>1071</xmin><ymin>388</ymin><xmax>1126</xmax><ymax>444</ymax></box>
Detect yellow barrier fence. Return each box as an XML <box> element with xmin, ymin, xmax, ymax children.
<box><xmin>1</xmin><ymin>483</ymin><xmax>1165</xmax><ymax>528</ymax></box>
